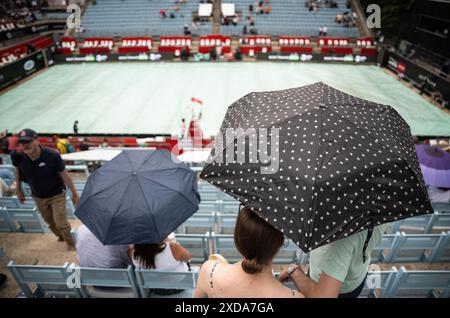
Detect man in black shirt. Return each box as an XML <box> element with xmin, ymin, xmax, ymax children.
<box><xmin>11</xmin><ymin>129</ymin><xmax>79</xmax><ymax>250</ymax></box>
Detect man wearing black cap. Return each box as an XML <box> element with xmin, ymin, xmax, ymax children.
<box><xmin>11</xmin><ymin>129</ymin><xmax>79</xmax><ymax>250</ymax></box>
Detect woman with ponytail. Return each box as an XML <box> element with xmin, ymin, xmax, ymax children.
<box><xmin>194</xmin><ymin>206</ymin><xmax>304</xmax><ymax>298</ymax></box>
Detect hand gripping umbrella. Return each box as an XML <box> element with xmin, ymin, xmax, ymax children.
<box><xmin>75</xmin><ymin>149</ymin><xmax>200</xmax><ymax>245</ymax></box>
<box><xmin>200</xmin><ymin>82</ymin><xmax>433</xmax><ymax>256</ymax></box>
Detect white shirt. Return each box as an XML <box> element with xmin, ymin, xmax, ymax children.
<box><xmin>132</xmin><ymin>244</ymin><xmax>189</xmax><ymax>272</ymax></box>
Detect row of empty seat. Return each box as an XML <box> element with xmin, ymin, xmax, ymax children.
<box><xmin>6</xmin><ymin>260</ymin><xmax>450</xmax><ymax>298</ymax></box>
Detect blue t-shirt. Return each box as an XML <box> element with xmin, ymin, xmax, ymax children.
<box><xmin>11</xmin><ymin>146</ymin><xmax>66</xmax><ymax>198</ymax></box>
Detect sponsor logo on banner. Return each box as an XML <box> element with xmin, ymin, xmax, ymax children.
<box><xmin>387</xmin><ymin>56</ymin><xmax>398</xmax><ymax>72</ymax></box>
<box><xmin>118</xmin><ymin>53</ymin><xmax>152</xmax><ymax>61</ymax></box>
<box><xmin>95</xmin><ymin>54</ymin><xmax>108</xmax><ymax>62</ymax></box>
<box><xmin>23</xmin><ymin>60</ymin><xmax>36</xmax><ymax>71</ymax></box>
<box><xmin>323</xmin><ymin>54</ymin><xmax>354</xmax><ymax>62</ymax></box>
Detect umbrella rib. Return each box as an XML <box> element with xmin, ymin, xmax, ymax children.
<box><xmin>326</xmin><ymin>107</ymin><xmax>424</xmax><ymax>187</ymax></box>
<box><xmin>135</xmin><ymin>149</ymin><xmax>158</xmax><ymax>171</ymax></box>
<box><xmin>103</xmin><ymin>175</ymin><xmax>135</xmax><ymax>244</ymax></box>
<box><xmin>85</xmin><ymin>173</ymin><xmax>132</xmax><ymax>198</ymax></box>
<box><xmin>137</xmin><ymin>173</ymin><xmax>199</xmax><ymax>210</ymax></box>
<box><xmin>306</xmin><ymin>98</ymin><xmax>327</xmax><ymax>249</ymax></box>
<box><xmin>135</xmin><ymin>175</ymin><xmax>161</xmax><ymax>242</ymax></box>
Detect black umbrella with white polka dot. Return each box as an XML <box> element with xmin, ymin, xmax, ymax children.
<box><xmin>200</xmin><ymin>82</ymin><xmax>433</xmax><ymax>254</ymax></box>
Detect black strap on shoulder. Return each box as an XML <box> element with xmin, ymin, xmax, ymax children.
<box><xmin>362</xmin><ymin>225</ymin><xmax>374</xmax><ymax>263</ymax></box>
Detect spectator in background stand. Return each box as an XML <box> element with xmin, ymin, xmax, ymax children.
<box><xmin>0</xmin><ymin>130</ymin><xmax>8</xmax><ymax>154</ymax></box>
<box><xmin>8</xmin><ymin>133</ymin><xmax>19</xmax><ymax>153</ymax></box>
<box><xmin>79</xmin><ymin>138</ymin><xmax>90</xmax><ymax>151</ymax></box>
<box><xmin>73</xmin><ymin>120</ymin><xmax>79</xmax><ymax>135</ymax></box>
<box><xmin>232</xmin><ymin>15</ymin><xmax>239</xmax><ymax>26</ymax></box>
<box><xmin>420</xmin><ymin>77</ymin><xmax>428</xmax><ymax>95</ymax></box>
<box><xmin>323</xmin><ymin>26</ymin><xmax>328</xmax><ymax>36</ymax></box>
<box><xmin>180</xmin><ymin>118</ymin><xmax>186</xmax><ymax>139</ymax></box>
<box><xmin>53</xmin><ymin>135</ymin><xmax>74</xmax><ymax>155</ymax></box>
<box><xmin>249</xmin><ymin>4</ymin><xmax>253</xmax><ymax>13</ymax></box>
<box><xmin>160</xmin><ymin>9</ymin><xmax>167</xmax><ymax>19</ymax></box>
<box><xmin>100</xmin><ymin>138</ymin><xmax>109</xmax><ymax>148</ymax></box>
<box><xmin>184</xmin><ymin>24</ymin><xmax>191</xmax><ymax>35</ymax></box>
<box><xmin>242</xmin><ymin>24</ymin><xmax>248</xmax><ymax>35</ymax></box>
<box><xmin>264</xmin><ymin>4</ymin><xmax>271</xmax><ymax>14</ymax></box>
<box><xmin>319</xmin><ymin>26</ymin><xmax>324</xmax><ymax>36</ymax></box>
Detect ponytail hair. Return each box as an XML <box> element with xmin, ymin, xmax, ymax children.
<box><xmin>234</xmin><ymin>206</ymin><xmax>284</xmax><ymax>274</ymax></box>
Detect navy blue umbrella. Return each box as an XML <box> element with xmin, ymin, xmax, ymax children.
<box><xmin>75</xmin><ymin>149</ymin><xmax>200</xmax><ymax>245</ymax></box>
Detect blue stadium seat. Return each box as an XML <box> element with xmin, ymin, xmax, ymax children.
<box><xmin>134</xmin><ymin>268</ymin><xmax>198</xmax><ymax>298</ymax></box>
<box><xmin>75</xmin><ymin>265</ymin><xmax>140</xmax><ymax>298</ymax></box>
<box><xmin>177</xmin><ymin>212</ymin><xmax>216</xmax><ymax>234</ymax></box>
<box><xmin>6</xmin><ymin>207</ymin><xmax>48</xmax><ymax>233</ymax></box>
<box><xmin>0</xmin><ymin>207</ymin><xmax>16</xmax><ymax>232</ymax></box>
<box><xmin>176</xmin><ymin>233</ymin><xmax>211</xmax><ymax>263</ymax></box>
<box><xmin>385</xmin><ymin>266</ymin><xmax>450</xmax><ymax>298</ymax></box>
<box><xmin>8</xmin><ymin>261</ymin><xmax>81</xmax><ymax>298</ymax></box>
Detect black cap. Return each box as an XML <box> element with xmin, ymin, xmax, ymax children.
<box><xmin>17</xmin><ymin>129</ymin><xmax>38</xmax><ymax>143</ymax></box>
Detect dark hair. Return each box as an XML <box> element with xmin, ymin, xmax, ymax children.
<box><xmin>234</xmin><ymin>207</ymin><xmax>284</xmax><ymax>274</ymax></box>
<box><xmin>133</xmin><ymin>243</ymin><xmax>166</xmax><ymax>269</ymax></box>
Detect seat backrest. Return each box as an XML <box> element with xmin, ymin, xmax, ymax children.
<box><xmin>387</xmin><ymin>267</ymin><xmax>450</xmax><ymax>298</ymax></box>
<box><xmin>212</xmin><ymin>233</ymin><xmax>241</xmax><ymax>262</ymax></box>
<box><xmin>6</xmin><ymin>208</ymin><xmax>47</xmax><ymax>233</ymax></box>
<box><xmin>200</xmin><ymin>190</ymin><xmax>220</xmax><ymax>201</ymax></box>
<box><xmin>8</xmin><ymin>261</ymin><xmax>80</xmax><ymax>298</ymax></box>
<box><xmin>360</xmin><ymin>267</ymin><xmax>398</xmax><ymax>298</ymax></box>
<box><xmin>74</xmin><ymin>265</ymin><xmax>140</xmax><ymax>298</ymax></box>
<box><xmin>178</xmin><ymin>213</ymin><xmax>216</xmax><ymax>234</ymax></box>
<box><xmin>0</xmin><ymin>207</ymin><xmax>16</xmax><ymax>232</ymax></box>
<box><xmin>273</xmin><ymin>239</ymin><xmax>301</xmax><ymax>264</ymax></box>
<box><xmin>135</xmin><ymin>268</ymin><xmax>198</xmax><ymax>297</ymax></box>
<box><xmin>432</xmin><ymin>203</ymin><xmax>450</xmax><ymax>213</ymax></box>
<box><xmin>176</xmin><ymin>233</ymin><xmax>211</xmax><ymax>263</ymax></box>
<box><xmin>0</xmin><ymin>196</ymin><xmax>19</xmax><ymax>208</ymax></box>
<box><xmin>217</xmin><ymin>213</ymin><xmax>236</xmax><ymax>234</ymax></box>
<box><xmin>385</xmin><ymin>232</ymin><xmax>442</xmax><ymax>263</ymax></box>
<box><xmin>429</xmin><ymin>231</ymin><xmax>450</xmax><ymax>262</ymax></box>
<box><xmin>221</xmin><ymin>201</ymin><xmax>240</xmax><ymax>214</ymax></box>
<box><xmin>197</xmin><ymin>201</ymin><xmax>220</xmax><ymax>213</ymax></box>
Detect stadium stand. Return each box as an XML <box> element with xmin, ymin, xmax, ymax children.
<box><xmin>7</xmin><ymin>260</ymin><xmax>450</xmax><ymax>298</ymax></box>
<box><xmin>81</xmin><ymin>0</ymin><xmax>213</xmax><ymax>37</ymax></box>
<box><xmin>220</xmin><ymin>0</ymin><xmax>360</xmax><ymax>37</ymax></box>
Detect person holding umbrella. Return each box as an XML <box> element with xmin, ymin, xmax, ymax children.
<box><xmin>278</xmin><ymin>223</ymin><xmax>388</xmax><ymax>298</ymax></box>
<box><xmin>11</xmin><ymin>129</ymin><xmax>79</xmax><ymax>250</ymax></box>
<box><xmin>75</xmin><ymin>149</ymin><xmax>200</xmax><ymax>245</ymax></box>
<box><xmin>194</xmin><ymin>206</ymin><xmax>304</xmax><ymax>298</ymax></box>
<box><xmin>200</xmin><ymin>82</ymin><xmax>433</xmax><ymax>298</ymax></box>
